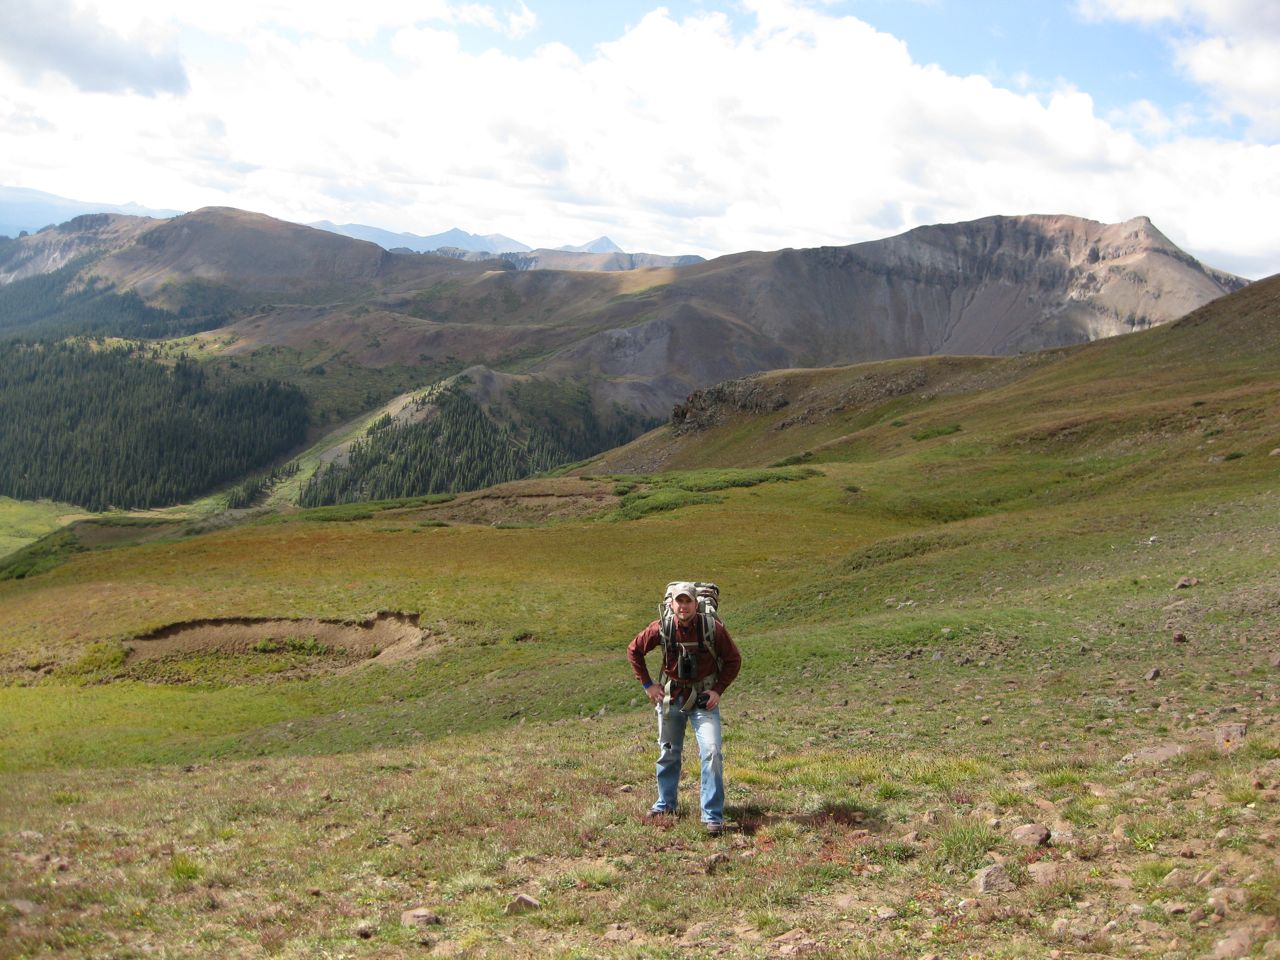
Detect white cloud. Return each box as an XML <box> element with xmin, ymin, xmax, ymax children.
<box><xmin>1077</xmin><ymin>0</ymin><xmax>1280</xmax><ymax>139</ymax></box>
<box><xmin>0</xmin><ymin>0</ymin><xmax>187</xmax><ymax>96</ymax></box>
<box><xmin>0</xmin><ymin>1</ymin><xmax>1276</xmax><ymax>277</ymax></box>
<box><xmin>79</xmin><ymin>0</ymin><xmax>540</xmax><ymax>42</ymax></box>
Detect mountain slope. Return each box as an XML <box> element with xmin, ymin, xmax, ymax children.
<box><xmin>587</xmin><ymin>271</ymin><xmax>1280</xmax><ymax>475</ymax></box>
<box><xmin>0</xmin><ymin>207</ymin><xmax>1250</xmax><ymax>511</ymax></box>
<box><xmin>0</xmin><ymin>213</ymin><xmax>156</xmax><ymax>283</ymax></box>
<box><xmin>536</xmin><ymin>215</ymin><xmax>1247</xmax><ymax>415</ymax></box>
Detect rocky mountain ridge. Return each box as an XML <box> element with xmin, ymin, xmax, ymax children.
<box><xmin>0</xmin><ymin>204</ymin><xmax>1248</xmax><ymax>437</ymax></box>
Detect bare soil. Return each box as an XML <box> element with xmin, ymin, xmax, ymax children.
<box><xmin>124</xmin><ymin>611</ymin><xmax>433</xmax><ymax>666</ymax></box>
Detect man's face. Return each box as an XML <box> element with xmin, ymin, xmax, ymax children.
<box><xmin>670</xmin><ymin>593</ymin><xmax>698</xmax><ymax>624</ymax></box>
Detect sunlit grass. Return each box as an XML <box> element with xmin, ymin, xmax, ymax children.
<box><xmin>2</xmin><ymin>308</ymin><xmax>1280</xmax><ymax>957</ymax></box>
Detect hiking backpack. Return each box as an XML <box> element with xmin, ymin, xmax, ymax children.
<box><xmin>657</xmin><ymin>582</ymin><xmax>724</xmax><ymax>705</ymax></box>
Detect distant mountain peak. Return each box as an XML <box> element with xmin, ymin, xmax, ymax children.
<box><xmin>309</xmin><ymin>221</ymin><xmax>531</xmax><ymax>254</ymax></box>
<box><xmin>557</xmin><ymin>236</ymin><xmax>624</xmax><ymax>254</ymax></box>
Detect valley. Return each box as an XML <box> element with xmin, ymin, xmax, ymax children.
<box><xmin>1</xmin><ymin>275</ymin><xmax>1277</xmax><ymax>958</ymax></box>
<box><xmin>0</xmin><ymin>206</ymin><xmax>1248</xmax><ymax>544</ymax></box>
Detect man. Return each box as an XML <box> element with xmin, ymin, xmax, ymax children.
<box><xmin>626</xmin><ymin>582</ymin><xmax>742</xmax><ymax>833</ymax></box>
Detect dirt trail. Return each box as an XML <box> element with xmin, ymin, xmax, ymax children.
<box><xmin>125</xmin><ymin>611</ymin><xmax>431</xmax><ymax>664</ymax></box>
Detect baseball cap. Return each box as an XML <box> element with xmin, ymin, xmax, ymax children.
<box><xmin>669</xmin><ymin>581</ymin><xmax>698</xmax><ymax>600</ymax></box>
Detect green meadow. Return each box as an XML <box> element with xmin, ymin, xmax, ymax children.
<box><xmin>0</xmin><ymin>496</ymin><xmax>85</xmax><ymax>559</ymax></box>
<box><xmin>1</xmin><ymin>281</ymin><xmax>1278</xmax><ymax>958</ymax></box>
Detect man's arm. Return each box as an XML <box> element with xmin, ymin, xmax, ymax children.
<box><xmin>627</xmin><ymin>622</ymin><xmax>664</xmax><ymax>703</ymax></box>
<box><xmin>710</xmin><ymin>621</ymin><xmax>741</xmax><ymax>696</ymax></box>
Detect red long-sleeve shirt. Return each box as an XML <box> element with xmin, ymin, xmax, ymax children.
<box><xmin>627</xmin><ymin>615</ymin><xmax>741</xmax><ymax>696</ymax></box>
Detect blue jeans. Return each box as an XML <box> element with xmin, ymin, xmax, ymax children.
<box><xmin>653</xmin><ymin>702</ymin><xmax>724</xmax><ymax>824</ymax></box>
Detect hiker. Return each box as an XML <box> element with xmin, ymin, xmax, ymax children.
<box><xmin>627</xmin><ymin>581</ymin><xmax>742</xmax><ymax>833</ymax></box>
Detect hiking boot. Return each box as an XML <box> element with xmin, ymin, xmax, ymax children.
<box><xmin>704</xmin><ymin>821</ymin><xmax>725</xmax><ymax>835</ymax></box>
<box><xmin>644</xmin><ymin>806</ymin><xmax>674</xmax><ymax>821</ymax></box>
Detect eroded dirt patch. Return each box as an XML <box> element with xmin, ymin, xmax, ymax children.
<box><xmin>122</xmin><ymin>611</ymin><xmax>435</xmax><ymax>682</ymax></box>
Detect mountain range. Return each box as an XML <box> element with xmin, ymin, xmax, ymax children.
<box><xmin>308</xmin><ymin>220</ymin><xmax>531</xmax><ymax>254</ymax></box>
<box><xmin>310</xmin><ymin>220</ymin><xmax>702</xmax><ymax>271</ymax></box>
<box><xmin>0</xmin><ymin>186</ymin><xmax>695</xmax><ymax>267</ymax></box>
<box><xmin>0</xmin><ymin>203</ymin><xmax>1249</xmax><ymax>509</ymax></box>
<box><xmin>0</xmin><ymin>185</ymin><xmax>181</xmax><ymax>239</ymax></box>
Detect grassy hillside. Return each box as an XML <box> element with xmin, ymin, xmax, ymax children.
<box><xmin>0</xmin><ymin>279</ymin><xmax>1277</xmax><ymax>958</ymax></box>
<box><xmin>0</xmin><ymin>496</ymin><xmax>85</xmax><ymax>557</ymax></box>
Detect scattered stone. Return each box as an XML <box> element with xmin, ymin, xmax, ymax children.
<box><xmin>1195</xmin><ymin>866</ymin><xmax>1222</xmax><ymax>887</ymax></box>
<box><xmin>1050</xmin><ymin>819</ymin><xmax>1075</xmax><ymax>845</ymax></box>
<box><xmin>354</xmin><ymin>921</ymin><xmax>376</xmax><ymax>939</ymax></box>
<box><xmin>1178</xmin><ymin>840</ymin><xmax>1209</xmax><ymax>858</ymax></box>
<box><xmin>957</xmin><ymin>898</ymin><xmax>980</xmax><ymax>912</ymax></box>
<box><xmin>1011</xmin><ymin>823</ymin><xmax>1051</xmax><ymax>847</ymax></box>
<box><xmin>604</xmin><ymin>924</ymin><xmax>634</xmax><ymax>943</ymax></box>
<box><xmin>1163</xmin><ymin>901</ymin><xmax>1191</xmax><ymax>916</ymax></box>
<box><xmin>972</xmin><ymin>863</ymin><xmax>1015</xmax><ymax>893</ymax></box>
<box><xmin>401</xmin><ymin>907</ymin><xmax>443</xmax><ymax>929</ymax></box>
<box><xmin>1173</xmin><ymin>631</ymin><xmax>1188</xmax><ymax>643</ymax></box>
<box><xmin>771</xmin><ymin>928</ymin><xmax>819</xmax><ymax>957</ymax></box>
<box><xmin>900</xmin><ymin>831</ymin><xmax>922</xmax><ymax>844</ymax></box>
<box><xmin>1175</xmin><ymin>576</ymin><xmax>1200</xmax><ymax>589</ymax></box>
<box><xmin>1160</xmin><ymin>868</ymin><xmax>1192</xmax><ymax>889</ymax></box>
<box><xmin>1209</xmin><ymin>887</ymin><xmax>1248</xmax><ymax>909</ymax></box>
<box><xmin>875</xmin><ymin>906</ymin><xmax>900</xmax><ymax>921</ymax></box>
<box><xmin>1027</xmin><ymin>862</ymin><xmax>1062</xmax><ymax>885</ymax></box>
<box><xmin>680</xmin><ymin>921</ymin><xmax>713</xmax><ymax>945</ymax></box>
<box><xmin>6</xmin><ymin>899</ymin><xmax>39</xmax><ymax>916</ymax></box>
<box><xmin>1216</xmin><ymin>723</ymin><xmax>1248</xmax><ymax>752</ymax></box>
<box><xmin>1123</xmin><ymin>744</ymin><xmax>1187</xmax><ymax>764</ymax></box>
<box><xmin>504</xmin><ymin>894</ymin><xmax>541</xmax><ymax>915</ymax></box>
<box><xmin>1051</xmin><ymin>917</ymin><xmax>1093</xmax><ymax>939</ymax></box>
<box><xmin>1145</xmin><ymin>668</ymin><xmax>1162</xmax><ymax>681</ymax></box>
<box><xmin>618</xmin><ymin>784</ymin><xmax>633</xmax><ymax>793</ymax></box>
<box><xmin>1212</xmin><ymin>927</ymin><xmax>1259</xmax><ymax>959</ymax></box>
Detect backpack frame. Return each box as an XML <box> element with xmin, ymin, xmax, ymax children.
<box><xmin>657</xmin><ymin>581</ymin><xmax>724</xmax><ymax>709</ymax></box>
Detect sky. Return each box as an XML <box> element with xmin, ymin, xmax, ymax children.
<box><xmin>0</xmin><ymin>0</ymin><xmax>1277</xmax><ymax>277</ymax></box>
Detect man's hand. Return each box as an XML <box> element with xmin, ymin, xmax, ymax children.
<box><xmin>702</xmin><ymin>690</ymin><xmax>720</xmax><ymax>710</ymax></box>
<box><xmin>645</xmin><ymin>685</ymin><xmax>664</xmax><ymax>705</ymax></box>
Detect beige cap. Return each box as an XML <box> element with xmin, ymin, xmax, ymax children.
<box><xmin>668</xmin><ymin>581</ymin><xmax>698</xmax><ymax>600</ymax></box>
